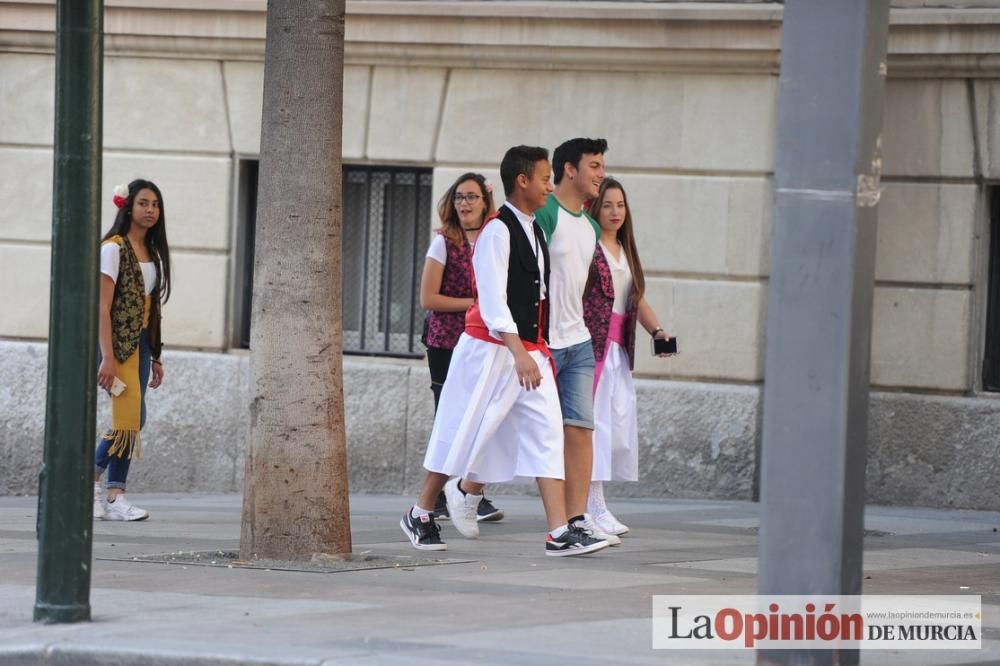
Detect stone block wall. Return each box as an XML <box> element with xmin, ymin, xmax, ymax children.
<box><xmin>2</xmin><ymin>54</ymin><xmax>992</xmax><ymax>394</ymax></box>
<box><xmin>1</xmin><ymin>1</ymin><xmax>999</xmax><ymax>510</ymax></box>
<box><xmin>0</xmin><ymin>50</ymin><xmax>235</xmax><ymax>349</ymax></box>
<box><xmin>3</xmin><ymin>340</ymin><xmax>998</xmax><ymax>512</ymax></box>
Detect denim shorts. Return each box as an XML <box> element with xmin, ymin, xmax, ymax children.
<box><xmin>549</xmin><ymin>339</ymin><xmax>595</xmax><ymax>430</ymax></box>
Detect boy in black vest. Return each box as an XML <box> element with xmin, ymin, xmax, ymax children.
<box><xmin>400</xmin><ymin>145</ymin><xmax>609</xmax><ymax>558</ymax></box>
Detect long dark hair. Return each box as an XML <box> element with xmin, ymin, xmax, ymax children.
<box><xmin>102</xmin><ymin>178</ymin><xmax>171</xmax><ymax>304</ymax></box>
<box><xmin>588</xmin><ymin>177</ymin><xmax>644</xmax><ymax>299</ymax></box>
<box><xmin>436</xmin><ymin>172</ymin><xmax>496</xmax><ymax>247</ymax></box>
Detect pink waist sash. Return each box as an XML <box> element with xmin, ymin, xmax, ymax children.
<box><xmin>594</xmin><ymin>312</ymin><xmax>627</xmax><ymax>394</ymax></box>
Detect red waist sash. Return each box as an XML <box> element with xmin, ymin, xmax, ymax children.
<box><xmin>464</xmin><ymin>303</ymin><xmax>555</xmax><ymax>375</ymax></box>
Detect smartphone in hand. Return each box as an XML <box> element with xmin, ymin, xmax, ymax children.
<box><xmin>653</xmin><ymin>336</ymin><xmax>677</xmax><ymax>356</ymax></box>
<box><xmin>109</xmin><ymin>377</ymin><xmax>127</xmax><ymax>397</ymax></box>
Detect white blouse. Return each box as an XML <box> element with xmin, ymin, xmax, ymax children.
<box><xmin>600</xmin><ymin>241</ymin><xmax>632</xmax><ymax>316</ymax></box>
<box><xmin>100</xmin><ymin>242</ymin><xmax>156</xmax><ymax>296</ymax></box>
<box><xmin>426</xmin><ymin>233</ymin><xmax>448</xmax><ymax>265</ymax></box>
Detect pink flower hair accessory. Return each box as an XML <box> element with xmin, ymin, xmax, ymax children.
<box><xmin>112</xmin><ymin>183</ymin><xmax>129</xmax><ymax>210</ymax></box>
<box><xmin>483</xmin><ymin>178</ymin><xmax>494</xmax><ymax>194</ymax></box>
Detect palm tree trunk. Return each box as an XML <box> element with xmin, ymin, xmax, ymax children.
<box><xmin>240</xmin><ymin>0</ymin><xmax>351</xmax><ymax>560</ymax></box>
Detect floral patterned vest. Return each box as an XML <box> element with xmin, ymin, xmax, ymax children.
<box><xmin>422</xmin><ymin>232</ymin><xmax>474</xmax><ymax>350</ymax></box>
<box><xmin>105</xmin><ymin>235</ymin><xmax>163</xmax><ymax>362</ymax></box>
<box><xmin>583</xmin><ymin>244</ymin><xmax>639</xmax><ymax>369</ymax></box>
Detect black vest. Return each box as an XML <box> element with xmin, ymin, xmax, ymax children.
<box><xmin>495</xmin><ymin>205</ymin><xmax>551</xmax><ymax>343</ymax></box>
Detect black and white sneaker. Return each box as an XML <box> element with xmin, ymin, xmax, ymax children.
<box><xmin>433</xmin><ymin>491</ymin><xmax>450</xmax><ymax>521</ymax></box>
<box><xmin>545</xmin><ymin>525</ymin><xmax>609</xmax><ymax>557</ymax></box>
<box><xmin>476</xmin><ymin>495</ymin><xmax>504</xmax><ymax>523</ymax></box>
<box><xmin>400</xmin><ymin>509</ymin><xmax>447</xmax><ymax>551</ymax></box>
<box><xmin>577</xmin><ymin>513</ymin><xmax>621</xmax><ymax>546</ymax></box>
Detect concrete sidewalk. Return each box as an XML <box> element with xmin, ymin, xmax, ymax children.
<box><xmin>1</xmin><ymin>493</ymin><xmax>998</xmax><ymax>665</ymax></box>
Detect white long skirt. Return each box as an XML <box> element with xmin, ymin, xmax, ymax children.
<box><xmin>423</xmin><ymin>333</ymin><xmax>565</xmax><ymax>484</ymax></box>
<box><xmin>592</xmin><ymin>340</ymin><xmax>639</xmax><ymax>482</ymax></box>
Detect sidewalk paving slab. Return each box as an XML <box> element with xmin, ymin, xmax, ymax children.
<box><xmin>1</xmin><ymin>493</ymin><xmax>998</xmax><ymax>665</ymax></box>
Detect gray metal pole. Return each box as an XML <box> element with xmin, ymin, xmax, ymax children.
<box><xmin>34</xmin><ymin>0</ymin><xmax>103</xmax><ymax>624</ymax></box>
<box><xmin>757</xmin><ymin>1</ymin><xmax>889</xmax><ymax>665</ymax></box>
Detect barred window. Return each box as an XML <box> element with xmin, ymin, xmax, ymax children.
<box><xmin>342</xmin><ymin>167</ymin><xmax>432</xmax><ymax>357</ymax></box>
<box><xmin>234</xmin><ymin>162</ymin><xmax>431</xmax><ymax>358</ymax></box>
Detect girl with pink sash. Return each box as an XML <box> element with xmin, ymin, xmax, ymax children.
<box><xmin>582</xmin><ymin>178</ymin><xmax>676</xmax><ymax>537</ymax></box>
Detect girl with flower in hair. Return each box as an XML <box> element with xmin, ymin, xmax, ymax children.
<box><xmin>583</xmin><ymin>177</ymin><xmax>675</xmax><ymax>537</ymax></box>
<box><xmin>93</xmin><ymin>179</ymin><xmax>172</xmax><ymax>521</ymax></box>
<box><xmin>419</xmin><ymin>172</ymin><xmax>505</xmax><ymax>523</ymax></box>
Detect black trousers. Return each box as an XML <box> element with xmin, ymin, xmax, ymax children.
<box><xmin>425</xmin><ymin>346</ymin><xmax>454</xmax><ymax>413</ymax></box>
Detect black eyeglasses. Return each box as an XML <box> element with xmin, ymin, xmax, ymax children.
<box><xmin>453</xmin><ymin>193</ymin><xmax>482</xmax><ymax>204</ymax></box>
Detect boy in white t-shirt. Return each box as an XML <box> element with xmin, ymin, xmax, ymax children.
<box><xmin>533</xmin><ymin>138</ymin><xmax>620</xmax><ymax>546</ymax></box>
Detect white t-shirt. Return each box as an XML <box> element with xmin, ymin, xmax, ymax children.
<box><xmin>426</xmin><ymin>233</ymin><xmax>478</xmax><ymax>266</ymax></box>
<box><xmin>600</xmin><ymin>241</ymin><xmax>633</xmax><ymax>315</ymax></box>
<box><xmin>100</xmin><ymin>242</ymin><xmax>156</xmax><ymax>295</ymax></box>
<box><xmin>426</xmin><ymin>233</ymin><xmax>448</xmax><ymax>265</ymax></box>
<box><xmin>534</xmin><ymin>195</ymin><xmax>600</xmax><ymax>349</ymax></box>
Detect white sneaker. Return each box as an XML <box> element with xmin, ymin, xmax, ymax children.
<box><xmin>593</xmin><ymin>510</ymin><xmax>629</xmax><ymax>536</ymax></box>
<box><xmin>444</xmin><ymin>478</ymin><xmax>480</xmax><ymax>539</ymax></box>
<box><xmin>103</xmin><ymin>494</ymin><xmax>149</xmax><ymax>522</ymax></box>
<box><xmin>577</xmin><ymin>513</ymin><xmax>621</xmax><ymax>546</ymax></box>
<box><xmin>92</xmin><ymin>483</ymin><xmax>105</xmax><ymax>520</ymax></box>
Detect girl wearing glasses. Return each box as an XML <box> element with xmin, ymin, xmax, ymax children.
<box><xmin>419</xmin><ymin>172</ymin><xmax>504</xmax><ymax>523</ymax></box>
<box><xmin>583</xmin><ymin>178</ymin><xmax>675</xmax><ymax>537</ymax></box>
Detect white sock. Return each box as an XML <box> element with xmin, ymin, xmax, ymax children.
<box><xmin>549</xmin><ymin>524</ymin><xmax>568</xmax><ymax>539</ymax></box>
<box><xmin>411</xmin><ymin>505</ymin><xmax>432</xmax><ymax>519</ymax></box>
<box><xmin>587</xmin><ymin>481</ymin><xmax>607</xmax><ymax>516</ymax></box>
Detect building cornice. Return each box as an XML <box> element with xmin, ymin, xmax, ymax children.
<box><xmin>1</xmin><ymin>1</ymin><xmax>999</xmax><ymax>77</ymax></box>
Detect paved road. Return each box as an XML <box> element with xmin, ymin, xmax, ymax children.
<box><xmin>1</xmin><ymin>493</ymin><xmax>998</xmax><ymax>664</ymax></box>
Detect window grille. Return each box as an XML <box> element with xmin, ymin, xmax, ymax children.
<box><xmin>235</xmin><ymin>162</ymin><xmax>432</xmax><ymax>358</ymax></box>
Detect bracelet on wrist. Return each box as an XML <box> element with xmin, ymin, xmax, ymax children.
<box><xmin>152</xmin><ymin>359</ymin><xmax>162</xmax><ymax>365</ymax></box>
<box><xmin>650</xmin><ymin>327</ymin><xmax>664</xmax><ymax>337</ymax></box>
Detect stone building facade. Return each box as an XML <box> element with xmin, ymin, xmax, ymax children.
<box><xmin>1</xmin><ymin>1</ymin><xmax>999</xmax><ymax>509</ymax></box>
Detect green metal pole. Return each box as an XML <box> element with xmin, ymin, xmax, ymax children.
<box><xmin>34</xmin><ymin>0</ymin><xmax>103</xmax><ymax>624</ymax></box>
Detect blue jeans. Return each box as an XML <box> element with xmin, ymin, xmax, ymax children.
<box><xmin>549</xmin><ymin>339</ymin><xmax>595</xmax><ymax>430</ymax></box>
<box><xmin>95</xmin><ymin>329</ymin><xmax>151</xmax><ymax>490</ymax></box>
